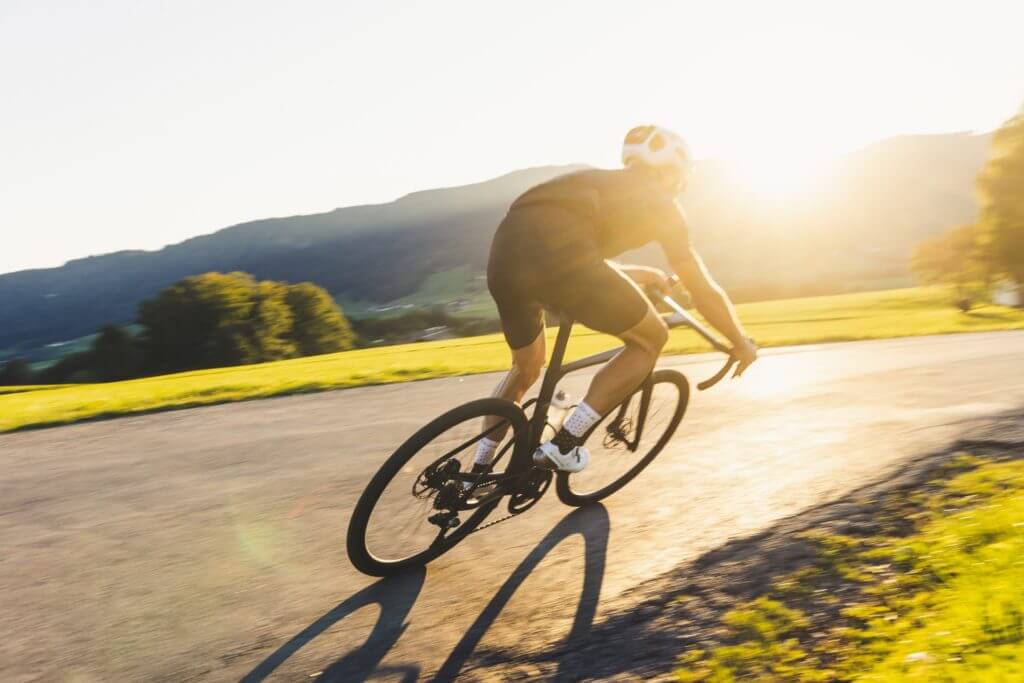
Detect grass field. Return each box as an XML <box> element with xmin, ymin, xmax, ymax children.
<box><xmin>0</xmin><ymin>385</ymin><xmax>67</xmax><ymax>396</ymax></box>
<box><xmin>2</xmin><ymin>287</ymin><xmax>1023</xmax><ymax>433</ymax></box>
<box><xmin>677</xmin><ymin>454</ymin><xmax>1024</xmax><ymax>681</ymax></box>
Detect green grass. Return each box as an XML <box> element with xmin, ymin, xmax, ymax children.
<box><xmin>0</xmin><ymin>385</ymin><xmax>68</xmax><ymax>396</ymax></box>
<box><xmin>676</xmin><ymin>455</ymin><xmax>1024</xmax><ymax>681</ymax></box>
<box><xmin>2</xmin><ymin>287</ymin><xmax>1022</xmax><ymax>433</ymax></box>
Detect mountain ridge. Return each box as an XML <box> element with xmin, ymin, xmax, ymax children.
<box><xmin>0</xmin><ymin>135</ymin><xmax>990</xmax><ymax>355</ymax></box>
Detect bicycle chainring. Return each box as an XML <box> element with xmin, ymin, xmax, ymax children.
<box><xmin>507</xmin><ymin>467</ymin><xmax>552</xmax><ymax>514</ymax></box>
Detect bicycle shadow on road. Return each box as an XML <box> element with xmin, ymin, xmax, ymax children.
<box><xmin>240</xmin><ymin>567</ymin><xmax>426</xmax><ymax>683</ymax></box>
<box><xmin>431</xmin><ymin>504</ymin><xmax>610</xmax><ymax>682</ymax></box>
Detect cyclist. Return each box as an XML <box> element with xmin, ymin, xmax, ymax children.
<box><xmin>477</xmin><ymin>125</ymin><xmax>758</xmax><ymax>474</ymax></box>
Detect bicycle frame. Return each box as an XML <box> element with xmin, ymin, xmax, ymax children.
<box><xmin>509</xmin><ymin>291</ymin><xmax>735</xmax><ymax>474</ymax></box>
<box><xmin>452</xmin><ymin>291</ymin><xmax>735</xmax><ymax>508</ymax></box>
<box><xmin>525</xmin><ymin>315</ymin><xmax>620</xmax><ymax>452</ymax></box>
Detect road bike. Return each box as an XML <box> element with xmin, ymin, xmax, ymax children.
<box><xmin>346</xmin><ymin>281</ymin><xmax>736</xmax><ymax>576</ymax></box>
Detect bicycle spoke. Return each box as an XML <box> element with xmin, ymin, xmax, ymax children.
<box><xmin>358</xmin><ymin>406</ymin><xmax>519</xmax><ymax>566</ymax></box>
<box><xmin>562</xmin><ymin>372</ymin><xmax>686</xmax><ymax>501</ymax></box>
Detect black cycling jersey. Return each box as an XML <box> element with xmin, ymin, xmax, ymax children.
<box><xmin>508</xmin><ymin>166</ymin><xmax>691</xmax><ymax>263</ymax></box>
<box><xmin>486</xmin><ymin>166</ymin><xmax>693</xmax><ymax>350</ymax></box>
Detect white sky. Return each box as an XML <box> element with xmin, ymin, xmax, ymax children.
<box><xmin>2</xmin><ymin>0</ymin><xmax>1022</xmax><ymax>274</ymax></box>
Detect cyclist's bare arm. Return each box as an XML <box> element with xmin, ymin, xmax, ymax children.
<box><xmin>671</xmin><ymin>248</ymin><xmax>757</xmax><ymax>372</ymax></box>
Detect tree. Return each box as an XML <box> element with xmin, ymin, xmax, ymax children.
<box><xmin>91</xmin><ymin>325</ymin><xmax>141</xmax><ymax>381</ymax></box>
<box><xmin>138</xmin><ymin>272</ymin><xmax>283</xmax><ymax>372</ymax></box>
<box><xmin>976</xmin><ymin>106</ymin><xmax>1024</xmax><ymax>285</ymax></box>
<box><xmin>137</xmin><ymin>272</ymin><xmax>350</xmax><ymax>373</ymax></box>
<box><xmin>0</xmin><ymin>358</ymin><xmax>34</xmax><ymax>385</ymax></box>
<box><xmin>244</xmin><ymin>281</ymin><xmax>296</xmax><ymax>362</ymax></box>
<box><xmin>911</xmin><ymin>224</ymin><xmax>987</xmax><ymax>308</ymax></box>
<box><xmin>284</xmin><ymin>283</ymin><xmax>354</xmax><ymax>355</ymax></box>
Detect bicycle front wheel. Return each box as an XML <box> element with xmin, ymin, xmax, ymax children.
<box><xmin>556</xmin><ymin>369</ymin><xmax>689</xmax><ymax>507</ymax></box>
<box><xmin>346</xmin><ymin>398</ymin><xmax>528</xmax><ymax>577</ymax></box>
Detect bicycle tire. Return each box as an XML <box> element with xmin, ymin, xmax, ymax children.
<box><xmin>556</xmin><ymin>369</ymin><xmax>689</xmax><ymax>507</ymax></box>
<box><xmin>347</xmin><ymin>397</ymin><xmax>529</xmax><ymax>576</ymax></box>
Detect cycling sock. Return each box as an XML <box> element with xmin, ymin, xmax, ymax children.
<box><xmin>564</xmin><ymin>401</ymin><xmax>601</xmax><ymax>438</ymax></box>
<box><xmin>552</xmin><ymin>401</ymin><xmax>601</xmax><ymax>453</ymax></box>
<box><xmin>473</xmin><ymin>437</ymin><xmax>499</xmax><ymax>465</ymax></box>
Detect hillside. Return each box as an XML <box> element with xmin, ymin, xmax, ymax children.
<box><xmin>0</xmin><ymin>132</ymin><xmax>991</xmax><ymax>357</ymax></box>
<box><xmin>0</xmin><ymin>166</ymin><xmax>580</xmax><ymax>356</ymax></box>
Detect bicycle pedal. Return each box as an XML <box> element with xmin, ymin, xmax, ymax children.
<box><xmin>428</xmin><ymin>512</ymin><xmax>460</xmax><ymax>529</ymax></box>
<box><xmin>531</xmin><ymin>451</ymin><xmax>558</xmax><ymax>470</ymax></box>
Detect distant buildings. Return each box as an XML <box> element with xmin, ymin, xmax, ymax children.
<box><xmin>417</xmin><ymin>326</ymin><xmax>455</xmax><ymax>342</ymax></box>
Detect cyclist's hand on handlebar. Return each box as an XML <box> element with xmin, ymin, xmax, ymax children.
<box><xmin>732</xmin><ymin>338</ymin><xmax>758</xmax><ymax>377</ymax></box>
<box><xmin>625</xmin><ymin>266</ymin><xmax>672</xmax><ymax>296</ymax></box>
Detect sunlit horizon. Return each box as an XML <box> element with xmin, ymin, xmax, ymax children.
<box><xmin>2</xmin><ymin>0</ymin><xmax>1022</xmax><ymax>274</ymax></box>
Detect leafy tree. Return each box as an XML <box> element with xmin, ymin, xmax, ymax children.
<box><xmin>137</xmin><ymin>272</ymin><xmax>351</xmax><ymax>373</ymax></box>
<box><xmin>91</xmin><ymin>325</ymin><xmax>141</xmax><ymax>381</ymax></box>
<box><xmin>285</xmin><ymin>283</ymin><xmax>354</xmax><ymax>355</ymax></box>
<box><xmin>0</xmin><ymin>358</ymin><xmax>34</xmax><ymax>385</ymax></box>
<box><xmin>245</xmin><ymin>282</ymin><xmax>296</xmax><ymax>362</ymax></box>
<box><xmin>976</xmin><ymin>106</ymin><xmax>1024</xmax><ymax>284</ymax></box>
<box><xmin>138</xmin><ymin>272</ymin><xmax>278</xmax><ymax>372</ymax></box>
<box><xmin>911</xmin><ymin>224</ymin><xmax>987</xmax><ymax>308</ymax></box>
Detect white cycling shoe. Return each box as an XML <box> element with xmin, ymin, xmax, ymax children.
<box><xmin>532</xmin><ymin>441</ymin><xmax>589</xmax><ymax>473</ymax></box>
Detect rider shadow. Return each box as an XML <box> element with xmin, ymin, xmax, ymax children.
<box><xmin>240</xmin><ymin>567</ymin><xmax>426</xmax><ymax>683</ymax></box>
<box><xmin>431</xmin><ymin>504</ymin><xmax>611</xmax><ymax>682</ymax></box>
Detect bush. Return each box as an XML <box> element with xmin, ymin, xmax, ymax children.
<box><xmin>0</xmin><ymin>358</ymin><xmax>34</xmax><ymax>385</ymax></box>
<box><xmin>37</xmin><ymin>352</ymin><xmax>96</xmax><ymax>384</ymax></box>
<box><xmin>90</xmin><ymin>325</ymin><xmax>142</xmax><ymax>380</ymax></box>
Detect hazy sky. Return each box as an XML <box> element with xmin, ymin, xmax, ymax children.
<box><xmin>2</xmin><ymin>0</ymin><xmax>1022</xmax><ymax>274</ymax></box>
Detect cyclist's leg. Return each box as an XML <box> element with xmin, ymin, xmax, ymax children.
<box><xmin>584</xmin><ymin>305</ymin><xmax>667</xmax><ymax>414</ymax></box>
<box><xmin>550</xmin><ymin>260</ymin><xmax>668</xmax><ymax>415</ymax></box>
<box><xmin>475</xmin><ymin>274</ymin><xmax>547</xmax><ymax>462</ymax></box>
<box><xmin>482</xmin><ymin>327</ymin><xmax>546</xmax><ymax>435</ymax></box>
<box><xmin>530</xmin><ymin>260</ymin><xmax>664</xmax><ymax>469</ymax></box>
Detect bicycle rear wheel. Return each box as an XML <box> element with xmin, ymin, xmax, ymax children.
<box><xmin>346</xmin><ymin>398</ymin><xmax>528</xmax><ymax>576</ymax></box>
<box><xmin>556</xmin><ymin>369</ymin><xmax>689</xmax><ymax>506</ymax></box>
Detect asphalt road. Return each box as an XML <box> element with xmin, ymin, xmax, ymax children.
<box><xmin>3</xmin><ymin>331</ymin><xmax>1024</xmax><ymax>681</ymax></box>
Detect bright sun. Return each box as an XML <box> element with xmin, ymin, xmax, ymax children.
<box><xmin>725</xmin><ymin>152</ymin><xmax>829</xmax><ymax>198</ymax></box>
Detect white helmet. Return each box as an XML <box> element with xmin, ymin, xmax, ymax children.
<box><xmin>621</xmin><ymin>125</ymin><xmax>691</xmax><ymax>171</ymax></box>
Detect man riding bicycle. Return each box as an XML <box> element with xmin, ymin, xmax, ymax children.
<box><xmin>477</xmin><ymin>125</ymin><xmax>758</xmax><ymax>474</ymax></box>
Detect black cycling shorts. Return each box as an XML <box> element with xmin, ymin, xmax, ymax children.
<box><xmin>487</xmin><ymin>204</ymin><xmax>651</xmax><ymax>349</ymax></box>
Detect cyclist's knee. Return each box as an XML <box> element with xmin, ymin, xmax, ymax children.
<box><xmin>649</xmin><ymin>316</ymin><xmax>669</xmax><ymax>352</ymax></box>
<box><xmin>510</xmin><ymin>335</ymin><xmax>545</xmax><ymax>389</ymax></box>
<box><xmin>623</xmin><ymin>310</ymin><xmax>668</xmax><ymax>358</ymax></box>
<box><xmin>511</xmin><ymin>357</ymin><xmax>542</xmax><ymax>389</ymax></box>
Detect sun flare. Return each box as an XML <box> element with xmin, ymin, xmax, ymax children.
<box><xmin>725</xmin><ymin>152</ymin><xmax>829</xmax><ymax>198</ymax></box>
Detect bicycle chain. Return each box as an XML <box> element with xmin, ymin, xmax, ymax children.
<box><xmin>463</xmin><ymin>476</ymin><xmax>548</xmax><ymax>535</ymax></box>
<box><xmin>466</xmin><ymin>512</ymin><xmax>518</xmax><ymax>534</ymax></box>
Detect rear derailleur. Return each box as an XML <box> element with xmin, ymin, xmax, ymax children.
<box><xmin>420</xmin><ymin>458</ymin><xmax>467</xmax><ymax>530</ymax></box>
